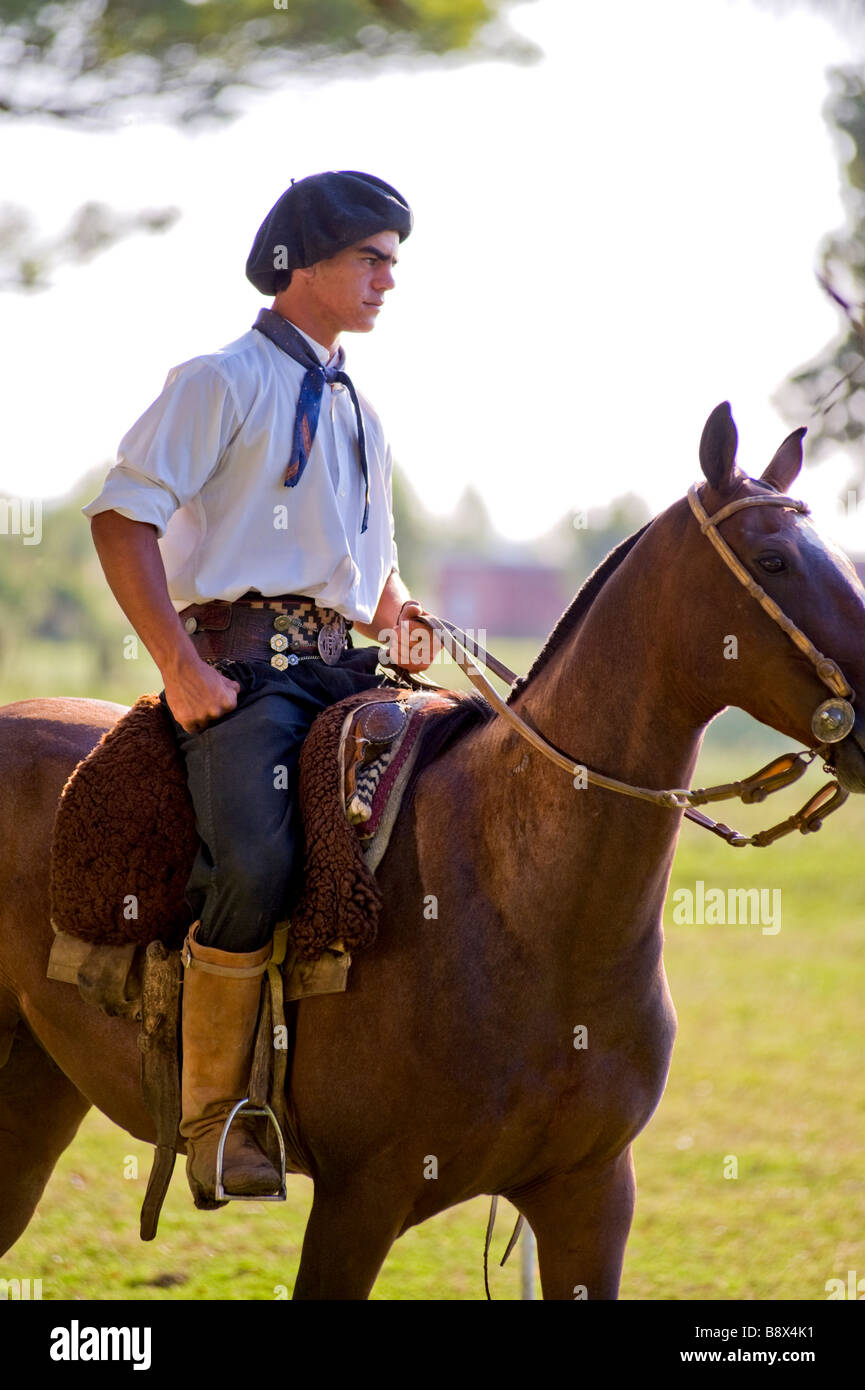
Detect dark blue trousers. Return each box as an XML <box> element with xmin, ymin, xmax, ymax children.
<box><xmin>162</xmin><ymin>646</ymin><xmax>394</xmax><ymax>952</ymax></box>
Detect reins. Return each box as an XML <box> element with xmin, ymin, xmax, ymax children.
<box><xmin>414</xmin><ymin>483</ymin><xmax>857</xmax><ymax>849</ymax></box>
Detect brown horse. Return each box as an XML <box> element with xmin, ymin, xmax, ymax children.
<box><xmin>2</xmin><ymin>402</ymin><xmax>865</xmax><ymax>1299</ymax></box>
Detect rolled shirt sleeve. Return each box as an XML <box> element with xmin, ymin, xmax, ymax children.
<box><xmin>82</xmin><ymin>359</ymin><xmax>241</xmax><ymax>539</ymax></box>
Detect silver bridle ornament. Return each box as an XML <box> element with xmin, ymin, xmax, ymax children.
<box><xmin>811</xmin><ymin>697</ymin><xmax>856</xmax><ymax>744</ymax></box>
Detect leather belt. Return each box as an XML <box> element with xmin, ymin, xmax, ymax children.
<box><xmin>179</xmin><ymin>592</ymin><xmax>352</xmax><ymax>669</ymax></box>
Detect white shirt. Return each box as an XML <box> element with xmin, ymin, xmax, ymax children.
<box><xmin>82</xmin><ymin>323</ymin><xmax>399</xmax><ymax>622</ymax></box>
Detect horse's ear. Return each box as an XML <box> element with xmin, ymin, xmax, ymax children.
<box><xmin>761</xmin><ymin>427</ymin><xmax>806</xmax><ymax>493</ymax></box>
<box><xmin>699</xmin><ymin>402</ymin><xmax>740</xmax><ymax>493</ymax></box>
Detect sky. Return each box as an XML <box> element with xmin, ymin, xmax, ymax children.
<box><xmin>4</xmin><ymin>0</ymin><xmax>865</xmax><ymax>550</ymax></box>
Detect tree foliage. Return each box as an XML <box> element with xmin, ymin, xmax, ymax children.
<box><xmin>754</xmin><ymin>0</ymin><xmax>865</xmax><ymax>470</ymax></box>
<box><xmin>1</xmin><ymin>0</ymin><xmax>535</xmax><ymax>290</ymax></box>
<box><xmin>775</xmin><ymin>66</ymin><xmax>865</xmax><ymax>463</ymax></box>
<box><xmin>0</xmin><ymin>199</ymin><xmax>179</xmax><ymax>289</ymax></box>
<box><xmin>0</xmin><ymin>0</ymin><xmax>536</xmax><ymax>122</ymax></box>
<box><xmin>0</xmin><ymin>468</ymin><xmax>646</xmax><ymax>703</ymax></box>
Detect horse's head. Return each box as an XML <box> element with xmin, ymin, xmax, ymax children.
<box><xmin>683</xmin><ymin>401</ymin><xmax>865</xmax><ymax>794</ymax></box>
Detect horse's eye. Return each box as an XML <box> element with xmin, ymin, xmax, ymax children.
<box><xmin>758</xmin><ymin>555</ymin><xmax>785</xmax><ymax>574</ymax></box>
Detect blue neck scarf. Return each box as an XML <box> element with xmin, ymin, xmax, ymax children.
<box><xmin>252</xmin><ymin>308</ymin><xmax>370</xmax><ymax>532</ymax></box>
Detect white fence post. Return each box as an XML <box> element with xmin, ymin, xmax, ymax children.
<box><xmin>521</xmin><ymin>1224</ymin><xmax>537</xmax><ymax>1299</ymax></box>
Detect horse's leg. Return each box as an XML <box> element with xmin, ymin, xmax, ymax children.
<box><xmin>506</xmin><ymin>1149</ymin><xmax>636</xmax><ymax>1301</ymax></box>
<box><xmin>0</xmin><ymin>1023</ymin><xmax>91</xmax><ymax>1256</ymax></box>
<box><xmin>292</xmin><ymin>1178</ymin><xmax>405</xmax><ymax>1300</ymax></box>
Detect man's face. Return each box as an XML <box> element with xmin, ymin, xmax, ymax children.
<box><xmin>304</xmin><ymin>229</ymin><xmax>399</xmax><ymax>336</ymax></box>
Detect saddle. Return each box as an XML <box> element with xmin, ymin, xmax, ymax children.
<box><xmin>48</xmin><ymin>681</ymin><xmax>465</xmax><ymax>956</ymax></box>
<box><xmin>45</xmin><ymin>677</ymin><xmax>474</xmax><ymax>1239</ymax></box>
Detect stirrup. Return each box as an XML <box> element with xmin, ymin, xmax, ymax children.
<box><xmin>214</xmin><ymin>1098</ymin><xmax>287</xmax><ymax>1202</ymax></box>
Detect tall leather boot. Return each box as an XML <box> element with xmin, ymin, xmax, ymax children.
<box><xmin>180</xmin><ymin>921</ymin><xmax>283</xmax><ymax>1210</ymax></box>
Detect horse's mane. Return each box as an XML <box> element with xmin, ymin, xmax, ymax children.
<box><xmin>406</xmin><ymin>518</ymin><xmax>654</xmax><ymax>794</ymax></box>
<box><xmin>507</xmin><ymin>520</ymin><xmax>653</xmax><ymax>701</ymax></box>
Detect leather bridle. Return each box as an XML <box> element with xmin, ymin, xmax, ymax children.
<box><xmin>687</xmin><ymin>483</ymin><xmax>854</xmax><ymax>709</ymax></box>
<box><xmin>412</xmin><ymin>483</ymin><xmax>858</xmax><ymax>848</ymax></box>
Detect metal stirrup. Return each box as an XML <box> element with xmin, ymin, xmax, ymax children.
<box><xmin>214</xmin><ymin>1099</ymin><xmax>287</xmax><ymax>1202</ymax></box>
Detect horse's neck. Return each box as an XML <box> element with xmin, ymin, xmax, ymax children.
<box><xmin>526</xmin><ymin>526</ymin><xmax>704</xmax><ymax>792</ymax></box>
<box><xmin>471</xmin><ymin>516</ymin><xmax>706</xmax><ymax>953</ymax></box>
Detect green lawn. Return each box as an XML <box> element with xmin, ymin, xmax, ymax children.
<box><xmin>1</xmin><ymin>648</ymin><xmax>863</xmax><ymax>1300</ymax></box>
<box><xmin>625</xmin><ymin>766</ymin><xmax>865</xmax><ymax>1302</ymax></box>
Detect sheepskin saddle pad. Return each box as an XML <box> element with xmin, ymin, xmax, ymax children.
<box><xmin>49</xmin><ymin>685</ymin><xmax>473</xmax><ymax>960</ymax></box>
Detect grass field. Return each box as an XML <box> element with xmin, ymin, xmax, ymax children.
<box><xmin>1</xmin><ymin>643</ymin><xmax>863</xmax><ymax>1300</ymax></box>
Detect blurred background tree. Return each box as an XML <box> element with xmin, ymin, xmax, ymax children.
<box><xmin>0</xmin><ymin>0</ymin><xmax>536</xmax><ymax>288</ymax></box>
<box><xmin>0</xmin><ymin>0</ymin><xmax>535</xmax><ymax>122</ymax></box>
<box><xmin>0</xmin><ymin>472</ymin><xmax>652</xmax><ymax>704</ymax></box>
<box><xmin>755</xmin><ymin>0</ymin><xmax>865</xmax><ymax>479</ymax></box>
<box><xmin>773</xmin><ymin>60</ymin><xmax>865</xmax><ymax>468</ymax></box>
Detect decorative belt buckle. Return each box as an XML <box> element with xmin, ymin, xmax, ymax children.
<box><xmin>317</xmin><ymin>622</ymin><xmax>344</xmax><ymax>666</ymax></box>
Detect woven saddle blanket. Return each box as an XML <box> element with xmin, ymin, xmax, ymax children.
<box><xmin>49</xmin><ymin>684</ymin><xmax>468</xmax><ymax>961</ymax></box>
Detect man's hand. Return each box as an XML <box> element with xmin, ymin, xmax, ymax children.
<box><xmin>162</xmin><ymin>652</ymin><xmax>241</xmax><ymax>734</ymax></box>
<box><xmin>89</xmin><ymin>512</ymin><xmax>242</xmax><ymax>733</ymax></box>
<box><xmin>353</xmin><ymin>571</ymin><xmax>439</xmax><ymax>672</ymax></box>
<box><xmin>383</xmin><ymin>598</ymin><xmax>440</xmax><ymax>672</ymax></box>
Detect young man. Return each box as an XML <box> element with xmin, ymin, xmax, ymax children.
<box><xmin>84</xmin><ymin>171</ymin><xmax>433</xmax><ymax>1208</ymax></box>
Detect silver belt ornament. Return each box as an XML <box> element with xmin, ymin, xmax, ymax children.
<box><xmin>268</xmin><ymin>615</ymin><xmax>345</xmax><ymax>669</ymax></box>
<box><xmin>316</xmin><ymin>621</ymin><xmax>345</xmax><ymax>666</ymax></box>
<box><xmin>183</xmin><ymin>603</ymin><xmax>346</xmax><ymax>668</ymax></box>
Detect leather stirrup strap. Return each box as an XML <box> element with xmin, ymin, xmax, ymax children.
<box><xmin>267</xmin><ymin>926</ymin><xmax>289</xmax><ymax>1132</ymax></box>
<box><xmin>139</xmin><ymin>941</ymin><xmax>183</xmax><ymax>1242</ymax></box>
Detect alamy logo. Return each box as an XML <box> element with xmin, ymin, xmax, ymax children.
<box><xmin>826</xmin><ymin>1270</ymin><xmax>865</xmax><ymax>1299</ymax></box>
<box><xmin>0</xmin><ymin>496</ymin><xmax>41</xmax><ymax>545</ymax></box>
<box><xmin>0</xmin><ymin>1277</ymin><xmax>42</xmax><ymax>1299</ymax></box>
<box><xmin>49</xmin><ymin>1320</ymin><xmax>152</xmax><ymax>1370</ymax></box>
<box><xmin>669</xmin><ymin>880</ymin><xmax>781</xmax><ymax>935</ymax></box>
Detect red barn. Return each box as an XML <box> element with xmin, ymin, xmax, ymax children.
<box><xmin>434</xmin><ymin>562</ymin><xmax>573</xmax><ymax>638</ymax></box>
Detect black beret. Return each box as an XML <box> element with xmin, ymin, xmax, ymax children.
<box><xmin>245</xmin><ymin>170</ymin><xmax>413</xmax><ymax>295</ymax></box>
